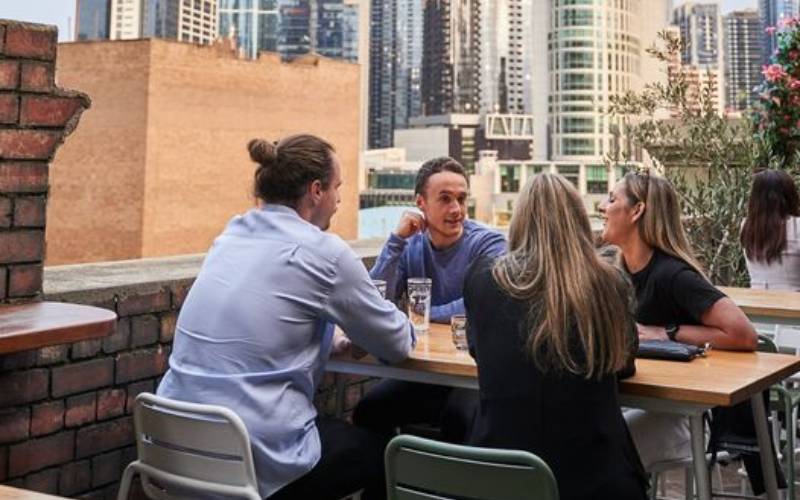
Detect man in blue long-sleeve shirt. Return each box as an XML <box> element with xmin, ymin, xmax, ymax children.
<box><xmin>353</xmin><ymin>156</ymin><xmax>506</xmax><ymax>442</ymax></box>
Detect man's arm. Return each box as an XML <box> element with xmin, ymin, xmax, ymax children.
<box><xmin>369</xmin><ymin>233</ymin><xmax>408</xmax><ymax>302</ymax></box>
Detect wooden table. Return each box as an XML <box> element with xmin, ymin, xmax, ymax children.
<box><xmin>0</xmin><ymin>301</ymin><xmax>117</xmax><ymax>354</ymax></box>
<box><xmin>0</xmin><ymin>485</ymin><xmax>69</xmax><ymax>499</ymax></box>
<box><xmin>723</xmin><ymin>286</ymin><xmax>800</xmax><ymax>326</ymax></box>
<box><xmin>329</xmin><ymin>323</ymin><xmax>800</xmax><ymax>500</ymax></box>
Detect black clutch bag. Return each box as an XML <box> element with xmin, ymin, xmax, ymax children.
<box><xmin>637</xmin><ymin>340</ymin><xmax>711</xmax><ymax>361</ymax></box>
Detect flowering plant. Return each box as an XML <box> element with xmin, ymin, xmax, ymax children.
<box><xmin>752</xmin><ymin>16</ymin><xmax>800</xmax><ymax>167</ymax></box>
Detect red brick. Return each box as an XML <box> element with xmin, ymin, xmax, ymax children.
<box><xmin>96</xmin><ymin>389</ymin><xmax>125</xmax><ymax>421</ymax></box>
<box><xmin>13</xmin><ymin>195</ymin><xmax>46</xmax><ymax>227</ymax></box>
<box><xmin>117</xmin><ymin>288</ymin><xmax>171</xmax><ymax>316</ymax></box>
<box><xmin>8</xmin><ymin>264</ymin><xmax>43</xmax><ymax>298</ymax></box>
<box><xmin>0</xmin><ymin>447</ymin><xmax>7</xmax><ymax>481</ymax></box>
<box><xmin>0</xmin><ymin>349</ymin><xmax>37</xmax><ymax>372</ymax></box>
<box><xmin>0</xmin><ymin>369</ymin><xmax>48</xmax><ymax>406</ymax></box>
<box><xmin>115</xmin><ymin>346</ymin><xmax>169</xmax><ymax>384</ymax></box>
<box><xmin>8</xmin><ymin>430</ymin><xmax>74</xmax><ymax>476</ymax></box>
<box><xmin>102</xmin><ymin>317</ymin><xmax>130</xmax><ymax>354</ymax></box>
<box><xmin>0</xmin><ymin>230</ymin><xmax>44</xmax><ymax>264</ymax></box>
<box><xmin>0</xmin><ymin>196</ymin><xmax>11</xmax><ymax>228</ymax></box>
<box><xmin>4</xmin><ymin>24</ymin><xmax>57</xmax><ymax>61</ymax></box>
<box><xmin>36</xmin><ymin>344</ymin><xmax>68</xmax><ymax>366</ymax></box>
<box><xmin>0</xmin><ymin>130</ymin><xmax>61</xmax><ymax>160</ymax></box>
<box><xmin>125</xmin><ymin>380</ymin><xmax>154</xmax><ymax>414</ymax></box>
<box><xmin>51</xmin><ymin>358</ymin><xmax>113</xmax><ymax>398</ymax></box>
<box><xmin>23</xmin><ymin>467</ymin><xmax>59</xmax><ymax>494</ymax></box>
<box><xmin>20</xmin><ymin>96</ymin><xmax>83</xmax><ymax>127</ymax></box>
<box><xmin>130</xmin><ymin>314</ymin><xmax>159</xmax><ymax>348</ymax></box>
<box><xmin>0</xmin><ymin>408</ymin><xmax>30</xmax><ymax>444</ymax></box>
<box><xmin>0</xmin><ymin>60</ymin><xmax>18</xmax><ymax>90</ymax></box>
<box><xmin>0</xmin><ymin>162</ymin><xmax>49</xmax><ymax>193</ymax></box>
<box><xmin>59</xmin><ymin>459</ymin><xmax>91</xmax><ymax>496</ymax></box>
<box><xmin>65</xmin><ymin>392</ymin><xmax>96</xmax><ymax>428</ymax></box>
<box><xmin>0</xmin><ymin>266</ymin><xmax>6</xmax><ymax>300</ymax></box>
<box><xmin>170</xmin><ymin>281</ymin><xmax>193</xmax><ymax>309</ymax></box>
<box><xmin>90</xmin><ymin>449</ymin><xmax>121</xmax><ymax>487</ymax></box>
<box><xmin>31</xmin><ymin>400</ymin><xmax>64</xmax><ymax>437</ymax></box>
<box><xmin>159</xmin><ymin>312</ymin><xmax>177</xmax><ymax>342</ymax></box>
<box><xmin>75</xmin><ymin>417</ymin><xmax>134</xmax><ymax>459</ymax></box>
<box><xmin>0</xmin><ymin>93</ymin><xmax>18</xmax><ymax>124</ymax></box>
<box><xmin>71</xmin><ymin>338</ymin><xmax>102</xmax><ymax>359</ymax></box>
<box><xmin>20</xmin><ymin>62</ymin><xmax>53</xmax><ymax>93</ymax></box>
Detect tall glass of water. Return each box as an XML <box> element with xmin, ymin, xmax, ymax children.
<box><xmin>407</xmin><ymin>277</ymin><xmax>432</xmax><ymax>333</ymax></box>
<box><xmin>451</xmin><ymin>314</ymin><xmax>468</xmax><ymax>350</ymax></box>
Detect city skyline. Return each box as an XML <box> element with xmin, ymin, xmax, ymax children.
<box><xmin>0</xmin><ymin>0</ymin><xmax>764</xmax><ymax>43</ymax></box>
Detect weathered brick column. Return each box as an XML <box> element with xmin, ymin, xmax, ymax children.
<box><xmin>0</xmin><ymin>19</ymin><xmax>89</xmax><ymax>303</ymax></box>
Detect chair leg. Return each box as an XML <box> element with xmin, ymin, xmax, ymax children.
<box><xmin>118</xmin><ymin>464</ymin><xmax>136</xmax><ymax>500</ymax></box>
<box><xmin>684</xmin><ymin>467</ymin><xmax>694</xmax><ymax>500</ymax></box>
<box><xmin>650</xmin><ymin>472</ymin><xmax>658</xmax><ymax>500</ymax></box>
<box><xmin>786</xmin><ymin>395</ymin><xmax>796</xmax><ymax>500</ymax></box>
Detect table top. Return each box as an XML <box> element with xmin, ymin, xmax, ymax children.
<box><xmin>334</xmin><ymin>323</ymin><xmax>800</xmax><ymax>407</ymax></box>
<box><xmin>722</xmin><ymin>286</ymin><xmax>800</xmax><ymax>321</ymax></box>
<box><xmin>0</xmin><ymin>485</ymin><xmax>68</xmax><ymax>499</ymax></box>
<box><xmin>0</xmin><ymin>301</ymin><xmax>117</xmax><ymax>355</ymax></box>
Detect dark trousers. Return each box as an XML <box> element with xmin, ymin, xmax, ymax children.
<box><xmin>352</xmin><ymin>380</ymin><xmax>478</xmax><ymax>444</ymax></box>
<box><xmin>269</xmin><ymin>418</ymin><xmax>386</xmax><ymax>500</ymax></box>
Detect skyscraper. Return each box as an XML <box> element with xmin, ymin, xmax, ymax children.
<box><xmin>673</xmin><ymin>2</ymin><xmax>724</xmax><ymax>70</ymax></box>
<box><xmin>279</xmin><ymin>0</ymin><xmax>312</xmax><ymax>59</ymax></box>
<box><xmin>109</xmin><ymin>0</ymin><xmax>217</xmax><ymax>44</ymax></box>
<box><xmin>760</xmin><ymin>0</ymin><xmax>799</xmax><ymax>64</ymax></box>
<box><xmin>76</xmin><ymin>0</ymin><xmax>110</xmax><ymax>41</ymax></box>
<box><xmin>219</xmin><ymin>0</ymin><xmax>280</xmax><ymax>59</ymax></box>
<box><xmin>341</xmin><ymin>1</ymin><xmax>360</xmax><ymax>62</ymax></box>
<box><xmin>368</xmin><ymin>0</ymin><xmax>424</xmax><ymax>149</ymax></box>
<box><xmin>421</xmin><ymin>0</ymin><xmax>481</xmax><ymax>116</ymax></box>
<box><xmin>724</xmin><ymin>10</ymin><xmax>763</xmax><ymax>111</ymax></box>
<box><xmin>482</xmin><ymin>0</ymin><xmax>532</xmax><ymax>114</ymax></box>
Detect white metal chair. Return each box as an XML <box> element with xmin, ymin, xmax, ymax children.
<box><xmin>117</xmin><ymin>392</ymin><xmax>261</xmax><ymax>500</ymax></box>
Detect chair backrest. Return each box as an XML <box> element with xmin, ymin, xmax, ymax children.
<box><xmin>385</xmin><ymin>434</ymin><xmax>559</xmax><ymax>500</ymax></box>
<box><xmin>132</xmin><ymin>393</ymin><xmax>259</xmax><ymax>492</ymax></box>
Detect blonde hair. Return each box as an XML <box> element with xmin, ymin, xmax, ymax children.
<box><xmin>622</xmin><ymin>172</ymin><xmax>707</xmax><ymax>280</ymax></box>
<box><xmin>493</xmin><ymin>173</ymin><xmax>633</xmax><ymax>378</ymax></box>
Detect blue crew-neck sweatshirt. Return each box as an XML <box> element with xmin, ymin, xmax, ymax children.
<box><xmin>369</xmin><ymin>219</ymin><xmax>507</xmax><ymax>323</ymax></box>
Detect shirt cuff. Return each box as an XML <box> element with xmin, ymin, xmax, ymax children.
<box><xmin>387</xmin><ymin>232</ymin><xmax>409</xmax><ymax>250</ymax></box>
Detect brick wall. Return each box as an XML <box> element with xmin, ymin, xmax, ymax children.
<box><xmin>0</xmin><ymin>20</ymin><xmax>89</xmax><ymax>303</ymax></box>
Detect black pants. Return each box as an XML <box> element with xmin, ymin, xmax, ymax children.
<box><xmin>269</xmin><ymin>418</ymin><xmax>386</xmax><ymax>500</ymax></box>
<box><xmin>352</xmin><ymin>380</ymin><xmax>478</xmax><ymax>444</ymax></box>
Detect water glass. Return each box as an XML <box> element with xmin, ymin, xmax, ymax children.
<box><xmin>372</xmin><ymin>279</ymin><xmax>387</xmax><ymax>299</ymax></box>
<box><xmin>451</xmin><ymin>314</ymin><xmax>468</xmax><ymax>351</ymax></box>
<box><xmin>407</xmin><ymin>277</ymin><xmax>432</xmax><ymax>333</ymax></box>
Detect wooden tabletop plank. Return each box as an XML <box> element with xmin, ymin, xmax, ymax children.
<box><xmin>0</xmin><ymin>485</ymin><xmax>69</xmax><ymax>499</ymax></box>
<box><xmin>722</xmin><ymin>287</ymin><xmax>800</xmax><ymax>320</ymax></box>
<box><xmin>335</xmin><ymin>323</ymin><xmax>800</xmax><ymax>407</ymax></box>
<box><xmin>0</xmin><ymin>301</ymin><xmax>117</xmax><ymax>355</ymax></box>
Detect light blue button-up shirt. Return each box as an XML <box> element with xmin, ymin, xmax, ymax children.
<box><xmin>157</xmin><ymin>204</ymin><xmax>413</xmax><ymax>498</ymax></box>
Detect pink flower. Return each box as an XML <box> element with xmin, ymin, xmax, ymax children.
<box><xmin>766</xmin><ymin>26</ymin><xmax>777</xmax><ymax>35</ymax></box>
<box><xmin>790</xmin><ymin>79</ymin><xmax>800</xmax><ymax>89</ymax></box>
<box><xmin>780</xmin><ymin>127</ymin><xmax>790</xmax><ymax>135</ymax></box>
<box><xmin>763</xmin><ymin>64</ymin><xmax>788</xmax><ymax>82</ymax></box>
<box><xmin>795</xmin><ymin>119</ymin><xmax>800</xmax><ymax>129</ymax></box>
<box><xmin>791</xmin><ymin>51</ymin><xmax>800</xmax><ymax>60</ymax></box>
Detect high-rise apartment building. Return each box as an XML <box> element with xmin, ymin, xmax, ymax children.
<box><xmin>481</xmin><ymin>0</ymin><xmax>532</xmax><ymax>114</ymax></box>
<box><xmin>368</xmin><ymin>0</ymin><xmax>424</xmax><ymax>148</ymax></box>
<box><xmin>421</xmin><ymin>0</ymin><xmax>481</xmax><ymax>116</ymax></box>
<box><xmin>279</xmin><ymin>0</ymin><xmax>312</xmax><ymax>59</ymax></box>
<box><xmin>724</xmin><ymin>10</ymin><xmax>763</xmax><ymax>111</ymax></box>
<box><xmin>673</xmin><ymin>2</ymin><xmax>724</xmax><ymax>70</ymax></box>
<box><xmin>760</xmin><ymin>0</ymin><xmax>799</xmax><ymax>64</ymax></box>
<box><xmin>76</xmin><ymin>0</ymin><xmax>111</xmax><ymax>41</ymax></box>
<box><xmin>109</xmin><ymin>0</ymin><xmax>217</xmax><ymax>44</ymax></box>
<box><xmin>341</xmin><ymin>1</ymin><xmax>360</xmax><ymax>62</ymax></box>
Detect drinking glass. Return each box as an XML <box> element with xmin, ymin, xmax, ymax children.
<box><xmin>372</xmin><ymin>279</ymin><xmax>387</xmax><ymax>298</ymax></box>
<box><xmin>407</xmin><ymin>277</ymin><xmax>432</xmax><ymax>333</ymax></box>
<box><xmin>451</xmin><ymin>314</ymin><xmax>468</xmax><ymax>350</ymax></box>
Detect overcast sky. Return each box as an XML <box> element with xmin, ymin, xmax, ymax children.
<box><xmin>0</xmin><ymin>0</ymin><xmax>763</xmax><ymax>43</ymax></box>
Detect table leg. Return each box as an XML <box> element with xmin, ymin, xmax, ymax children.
<box><xmin>752</xmin><ymin>393</ymin><xmax>780</xmax><ymax>500</ymax></box>
<box><xmin>690</xmin><ymin>414</ymin><xmax>711</xmax><ymax>500</ymax></box>
<box><xmin>334</xmin><ymin>376</ymin><xmax>346</xmax><ymax>417</ymax></box>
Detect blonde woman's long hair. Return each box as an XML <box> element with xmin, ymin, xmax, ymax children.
<box><xmin>622</xmin><ymin>172</ymin><xmax>707</xmax><ymax>280</ymax></box>
<box><xmin>493</xmin><ymin>173</ymin><xmax>633</xmax><ymax>379</ymax></box>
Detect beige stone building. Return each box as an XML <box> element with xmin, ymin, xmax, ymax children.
<box><xmin>48</xmin><ymin>38</ymin><xmax>361</xmax><ymax>265</ymax></box>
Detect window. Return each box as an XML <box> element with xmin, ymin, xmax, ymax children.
<box><xmin>586</xmin><ymin>165</ymin><xmax>608</xmax><ymax>194</ymax></box>
<box><xmin>561</xmin><ymin>138</ymin><xmax>595</xmax><ymax>156</ymax></box>
<box><xmin>556</xmin><ymin>165</ymin><xmax>580</xmax><ymax>187</ymax></box>
<box><xmin>526</xmin><ymin>164</ymin><xmax>548</xmax><ymax>179</ymax></box>
<box><xmin>561</xmin><ymin>116</ymin><xmax>594</xmax><ymax>133</ymax></box>
<box><xmin>562</xmin><ymin>51</ymin><xmax>594</xmax><ymax>69</ymax></box>
<box><xmin>561</xmin><ymin>73</ymin><xmax>594</xmax><ymax>90</ymax></box>
<box><xmin>560</xmin><ymin>8</ymin><xmax>594</xmax><ymax>27</ymax></box>
<box><xmin>500</xmin><ymin>164</ymin><xmax>521</xmax><ymax>193</ymax></box>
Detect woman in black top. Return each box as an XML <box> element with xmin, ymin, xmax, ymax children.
<box><xmin>598</xmin><ymin>171</ymin><xmax>757</xmax><ymax>469</ymax></box>
<box><xmin>464</xmin><ymin>173</ymin><xmax>647</xmax><ymax>500</ymax></box>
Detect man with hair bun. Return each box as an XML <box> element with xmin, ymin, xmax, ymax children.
<box><xmin>353</xmin><ymin>156</ymin><xmax>506</xmax><ymax>444</ymax></box>
<box><xmin>158</xmin><ymin>134</ymin><xmax>413</xmax><ymax>500</ymax></box>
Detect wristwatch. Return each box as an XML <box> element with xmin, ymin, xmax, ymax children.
<box><xmin>665</xmin><ymin>323</ymin><xmax>680</xmax><ymax>342</ymax></box>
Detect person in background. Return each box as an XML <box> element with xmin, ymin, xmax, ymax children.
<box><xmin>158</xmin><ymin>134</ymin><xmax>413</xmax><ymax>500</ymax></box>
<box><xmin>352</xmin><ymin>157</ymin><xmax>506</xmax><ymax>443</ymax></box>
<box><xmin>599</xmin><ymin>170</ymin><xmax>757</xmax><ymax>470</ymax></box>
<box><xmin>741</xmin><ymin>169</ymin><xmax>800</xmax><ymax>291</ymax></box>
<box><xmin>464</xmin><ymin>173</ymin><xmax>647</xmax><ymax>500</ymax></box>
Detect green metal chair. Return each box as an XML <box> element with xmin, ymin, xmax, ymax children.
<box><xmin>384</xmin><ymin>434</ymin><xmax>559</xmax><ymax>500</ymax></box>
